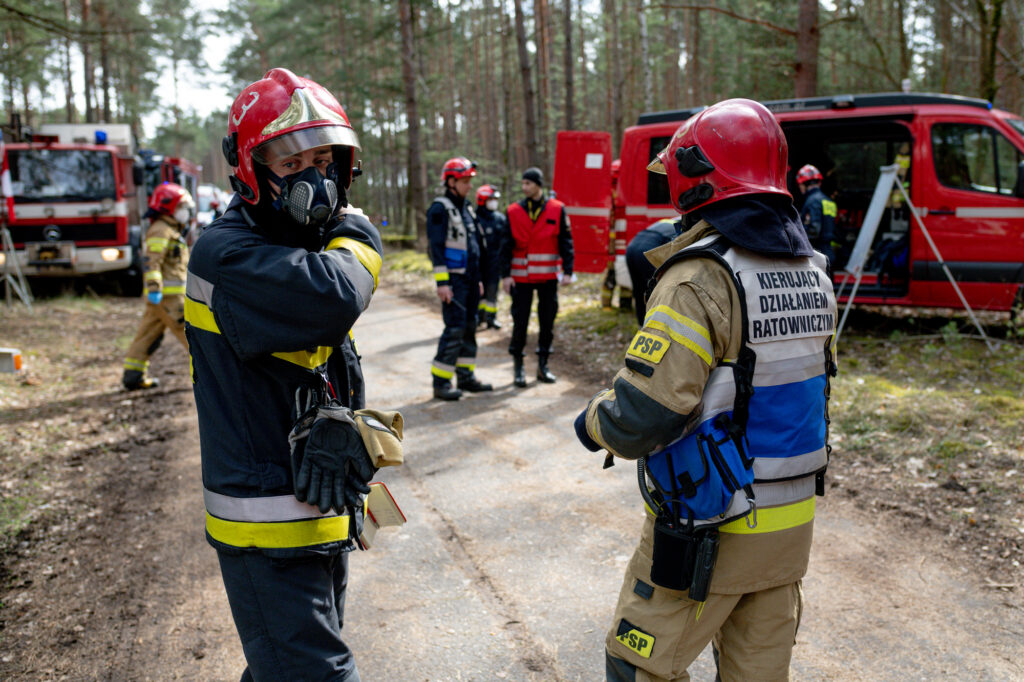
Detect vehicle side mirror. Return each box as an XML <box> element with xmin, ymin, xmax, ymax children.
<box><xmin>132</xmin><ymin>162</ymin><xmax>144</xmax><ymax>187</ymax></box>
<box><xmin>1015</xmin><ymin>161</ymin><xmax>1024</xmax><ymax>199</ymax></box>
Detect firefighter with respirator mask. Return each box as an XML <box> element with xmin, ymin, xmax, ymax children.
<box><xmin>185</xmin><ymin>67</ymin><xmax>403</xmax><ymax>682</ymax></box>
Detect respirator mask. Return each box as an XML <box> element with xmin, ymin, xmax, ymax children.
<box><xmin>173</xmin><ymin>205</ymin><xmax>193</xmax><ymax>227</ymax></box>
<box><xmin>485</xmin><ymin>199</ymin><xmax>499</xmax><ymax>211</ymax></box>
<box><xmin>267</xmin><ymin>165</ymin><xmax>339</xmax><ymax>228</ymax></box>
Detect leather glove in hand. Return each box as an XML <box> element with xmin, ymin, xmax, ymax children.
<box><xmin>290</xmin><ymin>406</ymin><xmax>378</xmax><ymax>514</ymax></box>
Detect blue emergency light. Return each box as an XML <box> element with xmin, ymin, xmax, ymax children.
<box><xmin>95</xmin><ymin>130</ymin><xmax>107</xmax><ymax>144</ymax></box>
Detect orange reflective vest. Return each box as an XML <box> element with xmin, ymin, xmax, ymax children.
<box><xmin>508</xmin><ymin>198</ymin><xmax>563</xmax><ymax>283</ymax></box>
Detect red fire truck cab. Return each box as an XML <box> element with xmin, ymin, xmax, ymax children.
<box><xmin>1</xmin><ymin>123</ymin><xmax>146</xmax><ymax>294</ymax></box>
<box><xmin>554</xmin><ymin>93</ymin><xmax>1024</xmax><ymax>314</ymax></box>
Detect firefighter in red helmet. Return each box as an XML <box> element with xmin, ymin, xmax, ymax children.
<box><xmin>475</xmin><ymin>184</ymin><xmax>505</xmax><ymax>329</ymax></box>
<box><xmin>601</xmin><ymin>159</ymin><xmax>633</xmax><ymax>313</ymax></box>
<box><xmin>428</xmin><ymin>157</ymin><xmax>492</xmax><ymax>400</ymax></box>
<box><xmin>796</xmin><ymin>163</ymin><xmax>837</xmax><ymax>264</ymax></box>
<box><xmin>186</xmin><ymin>68</ymin><xmax>393</xmax><ymax>682</ymax></box>
<box><xmin>575</xmin><ymin>99</ymin><xmax>837</xmax><ymax>681</ymax></box>
<box><xmin>121</xmin><ymin>182</ymin><xmax>194</xmax><ymax>390</ymax></box>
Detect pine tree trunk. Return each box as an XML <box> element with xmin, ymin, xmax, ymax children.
<box><xmin>637</xmin><ymin>0</ymin><xmax>651</xmax><ymax>111</ymax></box>
<box><xmin>794</xmin><ymin>0</ymin><xmax>820</xmax><ymax>98</ymax></box>
<box><xmin>63</xmin><ymin>0</ymin><xmax>75</xmax><ymax>122</ymax></box>
<box><xmin>81</xmin><ymin>0</ymin><xmax>95</xmax><ymax>122</ymax></box>
<box><xmin>398</xmin><ymin>0</ymin><xmax>426</xmax><ymax>243</ymax></box>
<box><xmin>563</xmin><ymin>0</ymin><xmax>574</xmax><ymax>130</ymax></box>
<box><xmin>513</xmin><ymin>0</ymin><xmax>540</xmax><ymax>167</ymax></box>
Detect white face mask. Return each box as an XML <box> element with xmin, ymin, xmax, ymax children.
<box><xmin>485</xmin><ymin>199</ymin><xmax>499</xmax><ymax>211</ymax></box>
<box><xmin>173</xmin><ymin>206</ymin><xmax>192</xmax><ymax>226</ymax></box>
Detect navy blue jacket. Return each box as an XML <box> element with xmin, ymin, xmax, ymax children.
<box><xmin>475</xmin><ymin>205</ymin><xmax>506</xmax><ymax>285</ymax></box>
<box><xmin>426</xmin><ymin>190</ymin><xmax>482</xmax><ymax>284</ymax></box>
<box><xmin>186</xmin><ymin>196</ymin><xmax>382</xmax><ymax>556</ymax></box>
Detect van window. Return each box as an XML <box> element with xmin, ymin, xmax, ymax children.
<box><xmin>646</xmin><ymin>136</ymin><xmax>671</xmax><ymax>205</ymax></box>
<box><xmin>931</xmin><ymin>123</ymin><xmax>1022</xmax><ymax>195</ymax></box>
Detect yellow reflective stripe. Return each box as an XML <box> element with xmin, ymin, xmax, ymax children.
<box><xmin>349</xmin><ymin>329</ymin><xmax>358</xmax><ymax>355</ymax></box>
<box><xmin>145</xmin><ymin>271</ymin><xmax>163</xmax><ymax>282</ymax></box>
<box><xmin>434</xmin><ymin>272</ymin><xmax>450</xmax><ymax>283</ymax></box>
<box><xmin>123</xmin><ymin>357</ymin><xmax>148</xmax><ymax>371</ymax></box>
<box><xmin>645</xmin><ymin>305</ymin><xmax>711</xmax><ymax>340</ymax></box>
<box><xmin>325</xmin><ymin>236</ymin><xmax>381</xmax><ymax>291</ymax></box>
<box><xmin>646</xmin><ymin>320</ymin><xmax>712</xmax><ymax>366</ymax></box>
<box><xmin>184</xmin><ymin>297</ymin><xmax>221</xmax><ymax>334</ymax></box>
<box><xmin>822</xmin><ymin>199</ymin><xmax>837</xmax><ymax>218</ymax></box>
<box><xmin>206</xmin><ymin>512</ymin><xmax>350</xmax><ymax>549</ymax></box>
<box><xmin>272</xmin><ymin>346</ymin><xmax>333</xmax><ymax>370</ymax></box>
<box><xmin>147</xmin><ymin>237</ymin><xmax>170</xmax><ymax>251</ymax></box>
<box><xmin>163</xmin><ymin>285</ymin><xmax>185</xmax><ymax>295</ymax></box>
<box><xmin>719</xmin><ymin>497</ymin><xmax>815</xmax><ymax>534</ymax></box>
<box><xmin>431</xmin><ymin>365</ymin><xmax>454</xmax><ymax>379</ymax></box>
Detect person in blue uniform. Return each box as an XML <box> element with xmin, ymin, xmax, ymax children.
<box><xmin>475</xmin><ymin>184</ymin><xmax>505</xmax><ymax>330</ymax></box>
<box><xmin>796</xmin><ymin>164</ymin><xmax>836</xmax><ymax>265</ymax></box>
<box><xmin>428</xmin><ymin>157</ymin><xmax>493</xmax><ymax>401</ymax></box>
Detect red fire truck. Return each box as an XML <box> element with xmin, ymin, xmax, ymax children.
<box><xmin>0</xmin><ymin>123</ymin><xmax>147</xmax><ymax>295</ymax></box>
<box><xmin>554</xmin><ymin>93</ymin><xmax>1024</xmax><ymax>313</ymax></box>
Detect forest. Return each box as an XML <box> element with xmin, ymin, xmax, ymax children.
<box><xmin>2</xmin><ymin>0</ymin><xmax>1023</xmax><ymax>238</ymax></box>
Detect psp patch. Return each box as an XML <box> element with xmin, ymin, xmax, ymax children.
<box><xmin>626</xmin><ymin>331</ymin><xmax>669</xmax><ymax>364</ymax></box>
<box><xmin>615</xmin><ymin>618</ymin><xmax>655</xmax><ymax>659</ymax></box>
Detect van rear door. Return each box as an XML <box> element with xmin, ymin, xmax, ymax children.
<box><xmin>553</xmin><ymin>131</ymin><xmax>612</xmax><ymax>273</ymax></box>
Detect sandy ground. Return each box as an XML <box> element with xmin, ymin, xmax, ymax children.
<box><xmin>0</xmin><ymin>285</ymin><xmax>1021</xmax><ymax>680</ymax></box>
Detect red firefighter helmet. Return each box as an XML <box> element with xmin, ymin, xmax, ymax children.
<box><xmin>647</xmin><ymin>98</ymin><xmax>790</xmax><ymax>214</ymax></box>
<box><xmin>475</xmin><ymin>184</ymin><xmax>500</xmax><ymax>206</ymax></box>
<box><xmin>223</xmin><ymin>67</ymin><xmax>360</xmax><ymax>205</ymax></box>
<box><xmin>796</xmin><ymin>164</ymin><xmax>823</xmax><ymax>184</ymax></box>
<box><xmin>441</xmin><ymin>157</ymin><xmax>477</xmax><ymax>184</ymax></box>
<box><xmin>148</xmin><ymin>182</ymin><xmax>194</xmax><ymax>215</ymax></box>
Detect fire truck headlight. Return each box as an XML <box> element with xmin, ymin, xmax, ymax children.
<box><xmin>0</xmin><ymin>252</ymin><xmax>6</xmax><ymax>267</ymax></box>
<box><xmin>101</xmin><ymin>197</ymin><xmax>115</xmax><ymax>212</ymax></box>
<box><xmin>100</xmin><ymin>248</ymin><xmax>122</xmax><ymax>262</ymax></box>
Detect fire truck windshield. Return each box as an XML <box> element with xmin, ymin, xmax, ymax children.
<box><xmin>7</xmin><ymin>148</ymin><xmax>117</xmax><ymax>202</ymax></box>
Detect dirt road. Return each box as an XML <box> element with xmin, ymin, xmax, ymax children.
<box><xmin>2</xmin><ymin>286</ymin><xmax>1022</xmax><ymax>680</ymax></box>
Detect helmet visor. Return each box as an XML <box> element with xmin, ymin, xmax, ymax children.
<box><xmin>252</xmin><ymin>126</ymin><xmax>360</xmax><ymax>166</ymax></box>
<box><xmin>647</xmin><ymin>153</ymin><xmax>668</xmax><ymax>175</ymax></box>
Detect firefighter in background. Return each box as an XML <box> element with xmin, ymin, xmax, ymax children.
<box><xmin>501</xmin><ymin>166</ymin><xmax>574</xmax><ymax>387</ymax></box>
<box><xmin>601</xmin><ymin>159</ymin><xmax>633</xmax><ymax>312</ymax></box>
<box><xmin>186</xmin><ymin>68</ymin><xmax>387</xmax><ymax>681</ymax></box>
<box><xmin>574</xmin><ymin>99</ymin><xmax>836</xmax><ymax>681</ymax></box>
<box><xmin>121</xmin><ymin>182</ymin><xmax>194</xmax><ymax>390</ymax></box>
<box><xmin>796</xmin><ymin>163</ymin><xmax>837</xmax><ymax>265</ymax></box>
<box><xmin>624</xmin><ymin>218</ymin><xmax>679</xmax><ymax>326</ymax></box>
<box><xmin>475</xmin><ymin>184</ymin><xmax>505</xmax><ymax>330</ymax></box>
<box><xmin>428</xmin><ymin>157</ymin><xmax>492</xmax><ymax>401</ymax></box>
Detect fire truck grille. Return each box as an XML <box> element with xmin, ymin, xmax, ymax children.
<box><xmin>10</xmin><ymin>222</ymin><xmax>119</xmax><ymax>244</ymax></box>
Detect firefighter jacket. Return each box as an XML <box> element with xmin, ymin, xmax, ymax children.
<box><xmin>579</xmin><ymin>221</ymin><xmax>837</xmax><ymax>594</ymax></box>
<box><xmin>427</xmin><ymin>192</ymin><xmax>481</xmax><ymax>285</ymax></box>
<box><xmin>800</xmin><ymin>186</ymin><xmax>836</xmax><ymax>249</ymax></box>
<box><xmin>502</xmin><ymin>195</ymin><xmax>574</xmax><ymax>283</ymax></box>
<box><xmin>144</xmin><ymin>215</ymin><xmax>188</xmax><ymax>295</ymax></box>
<box><xmin>475</xmin><ymin>205</ymin><xmax>506</xmax><ymax>285</ymax></box>
<box><xmin>185</xmin><ymin>197</ymin><xmax>383</xmax><ymax>558</ymax></box>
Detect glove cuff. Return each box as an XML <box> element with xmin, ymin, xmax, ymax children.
<box><xmin>574</xmin><ymin>409</ymin><xmax>602</xmax><ymax>452</ymax></box>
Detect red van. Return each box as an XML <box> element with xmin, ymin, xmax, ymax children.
<box><xmin>553</xmin><ymin>93</ymin><xmax>1024</xmax><ymax>313</ymax></box>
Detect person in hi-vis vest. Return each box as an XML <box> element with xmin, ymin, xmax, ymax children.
<box><xmin>575</xmin><ymin>99</ymin><xmax>837</xmax><ymax>682</ymax></box>
<box><xmin>500</xmin><ymin>167</ymin><xmax>574</xmax><ymax>387</ymax></box>
<box><xmin>427</xmin><ymin>157</ymin><xmax>493</xmax><ymax>401</ymax></box>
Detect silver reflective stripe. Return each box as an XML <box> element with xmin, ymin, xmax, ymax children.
<box><xmin>432</xmin><ymin>360</ymin><xmax>455</xmax><ymax>373</ymax></box>
<box><xmin>204</xmin><ymin>488</ymin><xmax>341</xmax><ymax>522</ymax></box>
<box><xmin>433</xmin><ymin>266</ymin><xmax>447</xmax><ymax>275</ymax></box>
<box><xmin>753</xmin><ymin>353</ymin><xmax>824</xmax><ymax>387</ymax></box>
<box><xmin>750</xmin><ymin>476</ymin><xmax>816</xmax><ymax>506</ymax></box>
<box><xmin>696</xmin><ymin>369</ymin><xmax>738</xmax><ymax>417</ymax></box>
<box><xmin>164</xmin><ymin>279</ymin><xmax>185</xmax><ymax>287</ymax></box>
<box><xmin>530</xmin><ymin>253</ymin><xmax>560</xmax><ymax>262</ymax></box>
<box><xmin>187</xmin><ymin>272</ymin><xmax>215</xmax><ymax>304</ymax></box>
<box><xmin>512</xmin><ymin>258</ymin><xmax>528</xmax><ymax>265</ymax></box>
<box><xmin>754</xmin><ymin>448</ymin><xmax>828</xmax><ymax>481</ymax></box>
<box><xmin>564</xmin><ymin>206</ymin><xmax>609</xmax><ymax>217</ymax></box>
<box><xmin>528</xmin><ymin>265</ymin><xmax>559</xmax><ymax>274</ymax></box>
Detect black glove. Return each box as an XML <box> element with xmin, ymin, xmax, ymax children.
<box><xmin>292</xmin><ymin>408</ymin><xmax>377</xmax><ymax>514</ymax></box>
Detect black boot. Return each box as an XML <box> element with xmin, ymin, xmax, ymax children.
<box><xmin>433</xmin><ymin>381</ymin><xmax>462</xmax><ymax>401</ymax></box>
<box><xmin>486</xmin><ymin>314</ymin><xmax>502</xmax><ymax>330</ymax></box>
<box><xmin>458</xmin><ymin>375</ymin><xmax>493</xmax><ymax>392</ymax></box>
<box><xmin>513</xmin><ymin>356</ymin><xmax>527</xmax><ymax>388</ymax></box>
<box><xmin>122</xmin><ymin>369</ymin><xmax>159</xmax><ymax>390</ymax></box>
<box><xmin>536</xmin><ymin>356</ymin><xmax>557</xmax><ymax>383</ymax></box>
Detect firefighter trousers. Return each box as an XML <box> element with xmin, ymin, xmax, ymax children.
<box><xmin>431</xmin><ymin>273</ymin><xmax>480</xmax><ymax>386</ymax></box>
<box><xmin>217</xmin><ymin>549</ymin><xmax>360</xmax><ymax>682</ymax></box>
<box><xmin>123</xmin><ymin>295</ymin><xmax>187</xmax><ymax>375</ymax></box>
<box><xmin>509</xmin><ymin>280</ymin><xmax>558</xmax><ymax>358</ymax></box>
